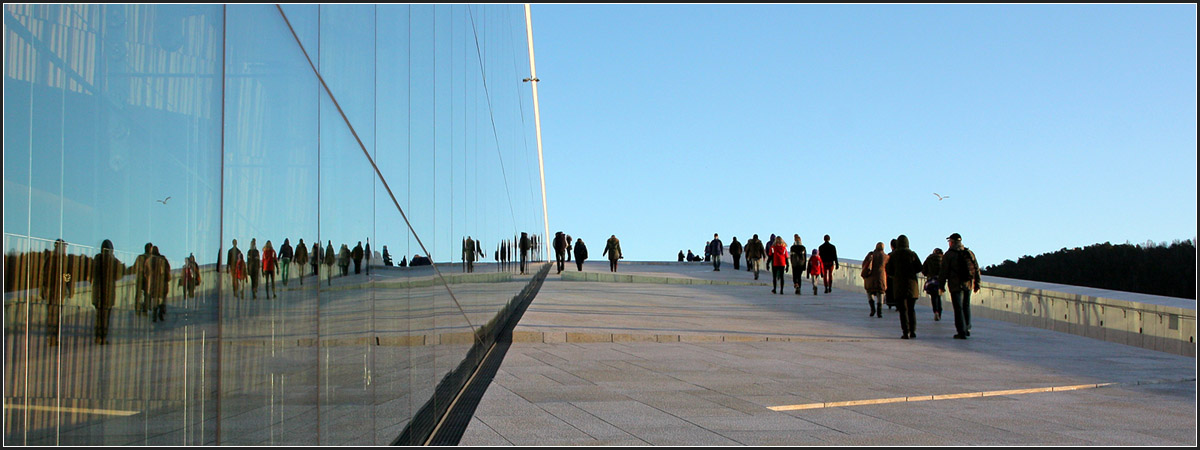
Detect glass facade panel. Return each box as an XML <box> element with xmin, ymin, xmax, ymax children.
<box><xmin>4</xmin><ymin>3</ymin><xmax>546</xmax><ymax>445</ymax></box>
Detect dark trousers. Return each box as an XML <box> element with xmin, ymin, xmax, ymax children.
<box><xmin>354</xmin><ymin>260</ymin><xmax>362</xmax><ymax>274</ymax></box>
<box><xmin>556</xmin><ymin>251</ymin><xmax>565</xmax><ymax>272</ymax></box>
<box><xmin>822</xmin><ymin>267</ymin><xmax>834</xmax><ymax>289</ymax></box>
<box><xmin>897</xmin><ymin>297</ymin><xmax>917</xmax><ymax>336</ymax></box>
<box><xmin>792</xmin><ymin>269</ymin><xmax>804</xmax><ymax>291</ymax></box>
<box><xmin>772</xmin><ymin>266</ymin><xmax>786</xmax><ymax>291</ymax></box>
<box><xmin>732</xmin><ymin>255</ymin><xmax>741</xmax><ymax>270</ymax></box>
<box><xmin>713</xmin><ymin>255</ymin><xmax>721</xmax><ymax>270</ymax></box>
<box><xmin>950</xmin><ymin>288</ymin><xmax>972</xmax><ymax>336</ymax></box>
<box><xmin>609</xmin><ymin>259</ymin><xmax>618</xmax><ymax>272</ymax></box>
<box><xmin>575</xmin><ymin>260</ymin><xmax>584</xmax><ymax>271</ymax></box>
<box><xmin>95</xmin><ymin>308</ymin><xmax>112</xmax><ymax>341</ymax></box>
<box><xmin>930</xmin><ymin>292</ymin><xmax>942</xmax><ymax>314</ymax></box>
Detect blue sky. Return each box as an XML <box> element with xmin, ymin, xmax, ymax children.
<box><xmin>532</xmin><ymin>4</ymin><xmax>1197</xmax><ymax>267</ymax></box>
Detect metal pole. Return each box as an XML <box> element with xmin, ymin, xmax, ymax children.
<box><xmin>524</xmin><ymin>4</ymin><xmax>550</xmax><ymax>248</ymax></box>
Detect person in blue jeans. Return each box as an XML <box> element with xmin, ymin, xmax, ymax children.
<box><xmin>939</xmin><ymin>233</ymin><xmax>981</xmax><ymax>339</ymax></box>
<box><xmin>709</xmin><ymin>233</ymin><xmax>723</xmax><ymax>271</ymax></box>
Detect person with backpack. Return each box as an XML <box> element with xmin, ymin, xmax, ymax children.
<box><xmin>862</xmin><ymin>242</ymin><xmax>887</xmax><ymax>317</ymax></box>
<box><xmin>789</xmin><ymin>235</ymin><xmax>807</xmax><ymax>295</ymax></box>
<box><xmin>744</xmin><ymin>234</ymin><xmax>765</xmax><ymax>280</ymax></box>
<box><xmin>940</xmin><ymin>233</ymin><xmax>981</xmax><ymax>339</ymax></box>
<box><xmin>922</xmin><ymin>248</ymin><xmax>944</xmax><ymax>321</ymax></box>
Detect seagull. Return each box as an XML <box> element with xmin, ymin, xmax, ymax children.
<box><xmin>156</xmin><ymin>196</ymin><xmax>171</xmax><ymax>205</ymax></box>
<box><xmin>933</xmin><ymin>193</ymin><xmax>949</xmax><ymax>201</ymax></box>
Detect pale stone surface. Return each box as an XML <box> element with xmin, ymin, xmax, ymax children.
<box><xmin>460</xmin><ymin>262</ymin><xmax>1197</xmax><ymax>446</ymax></box>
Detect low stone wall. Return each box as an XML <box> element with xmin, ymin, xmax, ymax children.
<box><xmin>828</xmin><ymin>260</ymin><xmax>1195</xmax><ymax>357</ymax></box>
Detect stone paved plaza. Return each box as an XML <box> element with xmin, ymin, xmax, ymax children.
<box><xmin>460</xmin><ymin>261</ymin><xmax>1196</xmax><ymax>446</ymax></box>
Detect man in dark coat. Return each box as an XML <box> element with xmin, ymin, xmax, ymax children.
<box><xmin>886</xmin><ymin>235</ymin><xmax>923</xmax><ymax>339</ymax></box>
<box><xmin>709</xmin><ymin>234</ymin><xmax>724</xmax><ymax>271</ymax></box>
<box><xmin>553</xmin><ymin>231</ymin><xmax>567</xmax><ymax>274</ymax></box>
<box><xmin>818</xmin><ymin>235</ymin><xmax>839</xmax><ymax>293</ymax></box>
<box><xmin>294</xmin><ymin>239</ymin><xmax>308</xmax><ymax>285</ymax></box>
<box><xmin>729</xmin><ymin>237</ymin><xmax>743</xmax><ymax>270</ymax></box>
<box><xmin>353</xmin><ymin>241</ymin><xmax>364</xmax><ymax>274</ymax></box>
<box><xmin>519</xmin><ymin>232</ymin><xmax>531</xmax><ymax>274</ymax></box>
<box><xmin>940</xmin><ymin>233</ymin><xmax>981</xmax><ymax>339</ymax></box>
<box><xmin>149</xmin><ymin>246</ymin><xmax>171</xmax><ymax>321</ymax></box>
<box><xmin>280</xmin><ymin>239</ymin><xmax>294</xmax><ymax>285</ymax></box>
<box><xmin>92</xmin><ymin>239</ymin><xmax>123</xmax><ymax>344</ymax></box>
<box><xmin>744</xmin><ymin>235</ymin><xmax>765</xmax><ymax>280</ymax></box>
<box><xmin>137</xmin><ymin>242</ymin><xmax>155</xmax><ymax>313</ymax></box>
<box><xmin>41</xmin><ymin>239</ymin><xmax>73</xmax><ymax>346</ymax></box>
<box><xmin>573</xmin><ymin>239</ymin><xmax>588</xmax><ymax>271</ymax></box>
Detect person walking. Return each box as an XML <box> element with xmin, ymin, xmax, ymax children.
<box><xmin>365</xmin><ymin>238</ymin><xmax>372</xmax><ymax>275</ymax></box>
<box><xmin>352</xmin><ymin>241</ymin><xmax>364</xmax><ymax>274</ymax></box>
<box><xmin>91</xmin><ymin>239</ymin><xmax>123</xmax><ymax>345</ymax></box>
<box><xmin>225</xmin><ymin>239</ymin><xmax>242</xmax><ymax>300</ymax></box>
<box><xmin>806</xmin><ymin>249</ymin><xmax>824</xmax><ymax>295</ymax></box>
<box><xmin>603</xmin><ymin>235</ymin><xmax>622</xmax><ymax>272</ymax></box>
<box><xmin>136</xmin><ymin>242</ymin><xmax>155</xmax><ymax>313</ymax></box>
<box><xmin>818</xmin><ymin>235</ymin><xmax>838</xmax><ymax>293</ymax></box>
<box><xmin>233</xmin><ymin>251</ymin><xmax>247</xmax><ymax>299</ymax></box>
<box><xmin>573</xmin><ymin>238</ymin><xmax>588</xmax><ymax>271</ymax></box>
<box><xmin>709</xmin><ymin>234</ymin><xmax>724</xmax><ymax>271</ymax></box>
<box><xmin>148</xmin><ymin>245</ymin><xmax>170</xmax><ymax>322</ymax></box>
<box><xmin>262</xmin><ymin>240</ymin><xmax>278</xmax><ymax>298</ymax></box>
<box><xmin>182</xmin><ymin>253</ymin><xmax>201</xmax><ymax>299</ymax></box>
<box><xmin>279</xmin><ymin>238</ymin><xmax>293</xmax><ymax>286</ymax></box>
<box><xmin>247</xmin><ymin>239</ymin><xmax>261</xmax><ymax>299</ymax></box>
<box><xmin>789</xmin><ymin>235</ymin><xmax>807</xmax><ymax>295</ymax></box>
<box><xmin>728</xmin><ymin>237</ymin><xmax>743</xmax><ymax>271</ymax></box>
<box><xmin>338</xmin><ymin>244</ymin><xmax>351</xmax><ymax>277</ymax></box>
<box><xmin>922</xmin><ymin>248</ymin><xmax>944</xmax><ymax>321</ymax></box>
<box><xmin>566</xmin><ymin>235</ymin><xmax>573</xmax><ymax>263</ymax></box>
<box><xmin>862</xmin><ymin>242</ymin><xmax>888</xmax><ymax>318</ymax></box>
<box><xmin>519</xmin><ymin>232</ymin><xmax>531</xmax><ymax>274</ymax></box>
<box><xmin>745</xmin><ymin>234</ymin><xmax>765</xmax><ymax>280</ymax></box>
<box><xmin>885</xmin><ymin>239</ymin><xmax>898</xmax><ymax>312</ymax></box>
<box><xmin>324</xmin><ymin>241</ymin><xmax>335</xmax><ymax>285</ymax></box>
<box><xmin>940</xmin><ymin>233</ymin><xmax>981</xmax><ymax>339</ymax></box>
<box><xmin>464</xmin><ymin>236</ymin><xmax>479</xmax><ymax>273</ymax></box>
<box><xmin>886</xmin><ymin>235</ymin><xmax>923</xmax><ymax>339</ymax></box>
<box><xmin>769</xmin><ymin>236</ymin><xmax>789</xmax><ymax>294</ymax></box>
<box><xmin>294</xmin><ymin>239</ymin><xmax>308</xmax><ymax>285</ymax></box>
<box><xmin>311</xmin><ymin>241</ymin><xmax>322</xmax><ymax>277</ymax></box>
<box><xmin>554</xmin><ymin>231</ymin><xmax>567</xmax><ymax>274</ymax></box>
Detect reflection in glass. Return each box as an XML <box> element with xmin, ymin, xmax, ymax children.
<box><xmin>4</xmin><ymin>3</ymin><xmax>544</xmax><ymax>445</ymax></box>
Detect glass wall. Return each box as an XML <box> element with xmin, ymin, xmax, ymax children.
<box><xmin>3</xmin><ymin>4</ymin><xmax>546</xmax><ymax>445</ymax></box>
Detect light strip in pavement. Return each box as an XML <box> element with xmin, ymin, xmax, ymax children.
<box><xmin>5</xmin><ymin>403</ymin><xmax>140</xmax><ymax>416</ymax></box>
<box><xmin>768</xmin><ymin>382</ymin><xmax>1118</xmax><ymax>411</ymax></box>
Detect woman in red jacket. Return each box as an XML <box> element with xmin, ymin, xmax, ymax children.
<box><xmin>807</xmin><ymin>249</ymin><xmax>824</xmax><ymax>296</ymax></box>
<box><xmin>769</xmin><ymin>236</ymin><xmax>789</xmax><ymax>295</ymax></box>
<box><xmin>262</xmin><ymin>240</ymin><xmax>278</xmax><ymax>299</ymax></box>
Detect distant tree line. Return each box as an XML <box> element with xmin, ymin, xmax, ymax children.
<box><xmin>981</xmin><ymin>239</ymin><xmax>1196</xmax><ymax>300</ymax></box>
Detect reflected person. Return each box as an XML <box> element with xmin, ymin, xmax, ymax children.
<box><xmin>263</xmin><ymin>240</ymin><xmax>278</xmax><ymax>298</ymax></box>
<box><xmin>135</xmin><ymin>242</ymin><xmax>154</xmax><ymax>315</ymax></box>
<box><xmin>279</xmin><ymin>238</ymin><xmax>293</xmax><ymax>286</ymax></box>
<box><xmin>42</xmin><ymin>239</ymin><xmax>74</xmax><ymax>346</ymax></box>
<box><xmin>91</xmin><ymin>239</ymin><xmax>123</xmax><ymax>345</ymax></box>
<box><xmin>182</xmin><ymin>253</ymin><xmax>201</xmax><ymax>299</ymax></box>
<box><xmin>324</xmin><ymin>241</ymin><xmax>335</xmax><ymax>285</ymax></box>
<box><xmin>519</xmin><ymin>232</ymin><xmax>530</xmax><ymax>274</ymax></box>
<box><xmin>353</xmin><ymin>241</ymin><xmax>363</xmax><ymax>274</ymax></box>
<box><xmin>247</xmin><ymin>239</ymin><xmax>261</xmax><ymax>299</ymax></box>
<box><xmin>149</xmin><ymin>245</ymin><xmax>170</xmax><ymax>322</ymax></box>
<box><xmin>226</xmin><ymin>239</ymin><xmax>243</xmax><ymax>299</ymax></box>
<box><xmin>294</xmin><ymin>238</ymin><xmax>308</xmax><ymax>285</ymax></box>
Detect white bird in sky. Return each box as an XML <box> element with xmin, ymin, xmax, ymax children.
<box><xmin>156</xmin><ymin>196</ymin><xmax>171</xmax><ymax>205</ymax></box>
<box><xmin>933</xmin><ymin>193</ymin><xmax>949</xmax><ymax>201</ymax></box>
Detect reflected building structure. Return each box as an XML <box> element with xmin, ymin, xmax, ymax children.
<box><xmin>4</xmin><ymin>4</ymin><xmax>547</xmax><ymax>445</ymax></box>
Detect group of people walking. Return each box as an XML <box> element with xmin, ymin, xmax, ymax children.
<box><xmin>720</xmin><ymin>233</ymin><xmax>840</xmax><ymax>295</ymax></box>
<box><xmin>551</xmin><ymin>232</ymin><xmax>623</xmax><ymax>273</ymax></box>
<box><xmin>860</xmin><ymin>232</ymin><xmax>981</xmax><ymax>340</ymax></box>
